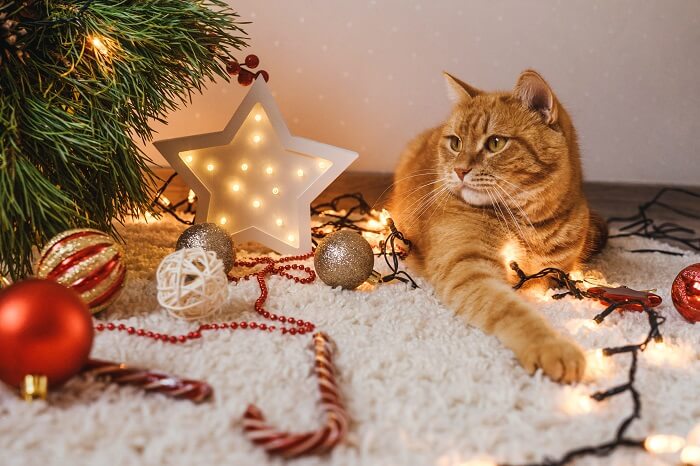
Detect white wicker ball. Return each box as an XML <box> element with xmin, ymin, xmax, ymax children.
<box><xmin>156</xmin><ymin>247</ymin><xmax>229</xmax><ymax>320</ymax></box>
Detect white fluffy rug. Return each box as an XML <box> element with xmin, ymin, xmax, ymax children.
<box><xmin>1</xmin><ymin>219</ymin><xmax>699</xmax><ymax>466</ymax></box>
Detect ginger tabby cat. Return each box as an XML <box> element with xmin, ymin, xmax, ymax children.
<box><xmin>390</xmin><ymin>70</ymin><xmax>607</xmax><ymax>383</ymax></box>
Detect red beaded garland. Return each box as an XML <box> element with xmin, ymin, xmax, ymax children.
<box><xmin>95</xmin><ymin>252</ymin><xmax>317</xmax><ymax>343</ymax></box>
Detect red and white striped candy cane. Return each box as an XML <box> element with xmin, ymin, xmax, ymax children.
<box><xmin>242</xmin><ymin>332</ymin><xmax>349</xmax><ymax>458</ymax></box>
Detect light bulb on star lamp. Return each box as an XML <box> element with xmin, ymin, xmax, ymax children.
<box><xmin>154</xmin><ymin>78</ymin><xmax>357</xmax><ymax>255</ymax></box>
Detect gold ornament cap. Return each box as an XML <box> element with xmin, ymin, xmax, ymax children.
<box><xmin>20</xmin><ymin>374</ymin><xmax>48</xmax><ymax>401</ymax></box>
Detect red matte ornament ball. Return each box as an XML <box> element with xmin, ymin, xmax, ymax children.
<box><xmin>671</xmin><ymin>263</ymin><xmax>700</xmax><ymax>323</ymax></box>
<box><xmin>0</xmin><ymin>279</ymin><xmax>94</xmax><ymax>389</ymax></box>
<box><xmin>226</xmin><ymin>60</ymin><xmax>240</xmax><ymax>75</ymax></box>
<box><xmin>244</xmin><ymin>54</ymin><xmax>259</xmax><ymax>68</ymax></box>
<box><xmin>256</xmin><ymin>70</ymin><xmax>270</xmax><ymax>82</ymax></box>
<box><xmin>238</xmin><ymin>69</ymin><xmax>254</xmax><ymax>86</ymax></box>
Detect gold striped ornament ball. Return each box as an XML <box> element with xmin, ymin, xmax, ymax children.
<box><xmin>35</xmin><ymin>229</ymin><xmax>126</xmax><ymax>314</ymax></box>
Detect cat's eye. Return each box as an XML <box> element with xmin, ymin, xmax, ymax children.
<box><xmin>485</xmin><ymin>135</ymin><xmax>508</xmax><ymax>153</ymax></box>
<box><xmin>448</xmin><ymin>135</ymin><xmax>462</xmax><ymax>152</ymax></box>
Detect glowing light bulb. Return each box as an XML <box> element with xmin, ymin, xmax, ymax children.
<box><xmin>582</xmin><ymin>319</ymin><xmax>598</xmax><ymax>330</ymax></box>
<box><xmin>681</xmin><ymin>445</ymin><xmax>700</xmax><ymax>465</ymax></box>
<box><xmin>644</xmin><ymin>434</ymin><xmax>686</xmax><ymax>454</ymax></box>
<box><xmin>297</xmin><ymin>169</ymin><xmax>304</xmax><ymax>177</ymax></box>
<box><xmin>560</xmin><ymin>388</ymin><xmax>595</xmax><ymax>415</ymax></box>
<box><xmin>219</xmin><ymin>216</ymin><xmax>227</xmax><ymax>225</ymax></box>
<box><xmin>287</xmin><ymin>234</ymin><xmax>295</xmax><ymax>242</ymax></box>
<box><xmin>368</xmin><ymin>219</ymin><xmax>381</xmax><ymax>229</ymax></box>
<box><xmin>90</xmin><ymin>36</ymin><xmax>109</xmax><ymax>55</ymax></box>
<box><xmin>207</xmin><ymin>163</ymin><xmax>215</xmax><ymax>172</ymax></box>
<box><xmin>241</xmin><ymin>163</ymin><xmax>249</xmax><ymax>172</ymax></box>
<box><xmin>253</xmin><ymin>200</ymin><xmax>261</xmax><ymax>208</ymax></box>
<box><xmin>272</xmin><ymin>187</ymin><xmax>280</xmax><ymax>195</ymax></box>
<box><xmin>265</xmin><ymin>166</ymin><xmax>273</xmax><ymax>175</ymax></box>
<box><xmin>275</xmin><ymin>218</ymin><xmax>284</xmax><ymax>227</ymax></box>
<box><xmin>380</xmin><ymin>209</ymin><xmax>391</xmax><ymax>226</ymax></box>
<box><xmin>185</xmin><ymin>155</ymin><xmax>193</xmax><ymax>164</ymax></box>
<box><xmin>501</xmin><ymin>241</ymin><xmax>519</xmax><ymax>266</ymax></box>
<box><xmin>187</xmin><ymin>189</ymin><xmax>196</xmax><ymax>203</ymax></box>
<box><xmin>160</xmin><ymin>196</ymin><xmax>171</xmax><ymax>206</ymax></box>
<box><xmin>253</xmin><ymin>134</ymin><xmax>262</xmax><ymax>144</ymax></box>
<box><xmin>231</xmin><ymin>183</ymin><xmax>240</xmax><ymax>192</ymax></box>
<box><xmin>254</xmin><ymin>113</ymin><xmax>262</xmax><ymax>122</ymax></box>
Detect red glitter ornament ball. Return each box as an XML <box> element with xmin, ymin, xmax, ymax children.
<box><xmin>671</xmin><ymin>263</ymin><xmax>700</xmax><ymax>323</ymax></box>
<box><xmin>244</xmin><ymin>54</ymin><xmax>259</xmax><ymax>68</ymax></box>
<box><xmin>0</xmin><ymin>279</ymin><xmax>94</xmax><ymax>389</ymax></box>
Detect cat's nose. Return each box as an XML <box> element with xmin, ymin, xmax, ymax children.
<box><xmin>454</xmin><ymin>167</ymin><xmax>472</xmax><ymax>181</ymax></box>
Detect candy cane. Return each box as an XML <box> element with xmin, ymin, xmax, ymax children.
<box><xmin>83</xmin><ymin>359</ymin><xmax>213</xmax><ymax>403</ymax></box>
<box><xmin>242</xmin><ymin>332</ymin><xmax>349</xmax><ymax>457</ymax></box>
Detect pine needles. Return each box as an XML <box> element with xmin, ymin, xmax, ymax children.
<box><xmin>0</xmin><ymin>0</ymin><xmax>248</xmax><ymax>279</ymax></box>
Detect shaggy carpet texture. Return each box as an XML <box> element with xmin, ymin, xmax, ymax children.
<box><xmin>1</xmin><ymin>219</ymin><xmax>698</xmax><ymax>466</ymax></box>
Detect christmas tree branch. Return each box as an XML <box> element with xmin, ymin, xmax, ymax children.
<box><xmin>0</xmin><ymin>0</ymin><xmax>248</xmax><ymax>279</ymax></box>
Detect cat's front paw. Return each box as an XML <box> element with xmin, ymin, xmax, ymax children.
<box><xmin>517</xmin><ymin>337</ymin><xmax>586</xmax><ymax>383</ymax></box>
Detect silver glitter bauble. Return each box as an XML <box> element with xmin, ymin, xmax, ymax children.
<box><xmin>314</xmin><ymin>230</ymin><xmax>374</xmax><ymax>289</ymax></box>
<box><xmin>176</xmin><ymin>223</ymin><xmax>235</xmax><ymax>273</ymax></box>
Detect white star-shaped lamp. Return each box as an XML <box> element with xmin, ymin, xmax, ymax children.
<box><xmin>154</xmin><ymin>78</ymin><xmax>357</xmax><ymax>254</ymax></box>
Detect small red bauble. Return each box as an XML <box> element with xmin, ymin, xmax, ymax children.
<box><xmin>0</xmin><ymin>279</ymin><xmax>94</xmax><ymax>389</ymax></box>
<box><xmin>238</xmin><ymin>69</ymin><xmax>254</xmax><ymax>86</ymax></box>
<box><xmin>256</xmin><ymin>70</ymin><xmax>270</xmax><ymax>82</ymax></box>
<box><xmin>671</xmin><ymin>263</ymin><xmax>700</xmax><ymax>323</ymax></box>
<box><xmin>226</xmin><ymin>60</ymin><xmax>240</xmax><ymax>75</ymax></box>
<box><xmin>244</xmin><ymin>54</ymin><xmax>259</xmax><ymax>68</ymax></box>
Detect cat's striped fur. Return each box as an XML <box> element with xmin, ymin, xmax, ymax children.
<box><xmin>389</xmin><ymin>70</ymin><xmax>607</xmax><ymax>383</ymax></box>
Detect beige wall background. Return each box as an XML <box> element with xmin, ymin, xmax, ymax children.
<box><xmin>143</xmin><ymin>0</ymin><xmax>700</xmax><ymax>185</ymax></box>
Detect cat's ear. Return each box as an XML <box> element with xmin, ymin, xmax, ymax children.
<box><xmin>513</xmin><ymin>70</ymin><xmax>559</xmax><ymax>125</ymax></box>
<box><xmin>443</xmin><ymin>72</ymin><xmax>480</xmax><ymax>103</ymax></box>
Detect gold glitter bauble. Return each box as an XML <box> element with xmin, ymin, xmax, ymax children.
<box><xmin>314</xmin><ymin>231</ymin><xmax>374</xmax><ymax>289</ymax></box>
<box><xmin>35</xmin><ymin>229</ymin><xmax>126</xmax><ymax>314</ymax></box>
<box><xmin>176</xmin><ymin>223</ymin><xmax>235</xmax><ymax>273</ymax></box>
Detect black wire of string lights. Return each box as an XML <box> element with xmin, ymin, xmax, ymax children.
<box><xmin>504</xmin><ymin>261</ymin><xmax>665</xmax><ymax>466</ymax></box>
<box><xmin>152</xmin><ymin>178</ymin><xmax>417</xmax><ymax>286</ymax></box>
<box><xmin>608</xmin><ymin>187</ymin><xmax>700</xmax><ymax>256</ymax></box>
<box><xmin>310</xmin><ymin>193</ymin><xmax>417</xmax><ymax>287</ymax></box>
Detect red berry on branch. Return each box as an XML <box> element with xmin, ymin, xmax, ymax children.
<box><xmin>226</xmin><ymin>60</ymin><xmax>240</xmax><ymax>75</ymax></box>
<box><xmin>238</xmin><ymin>69</ymin><xmax>254</xmax><ymax>86</ymax></box>
<box><xmin>245</xmin><ymin>54</ymin><xmax>260</xmax><ymax>68</ymax></box>
<box><xmin>256</xmin><ymin>70</ymin><xmax>270</xmax><ymax>82</ymax></box>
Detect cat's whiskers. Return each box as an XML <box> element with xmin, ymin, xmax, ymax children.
<box><xmin>414</xmin><ymin>185</ymin><xmax>451</xmax><ymax>222</ymax></box>
<box><xmin>401</xmin><ymin>175</ymin><xmax>451</xmax><ymax>214</ymax></box>
<box><xmin>490</xmin><ymin>174</ymin><xmax>532</xmax><ymax>200</ymax></box>
<box><xmin>405</xmin><ymin>182</ymin><xmax>454</xmax><ymax>229</ymax></box>
<box><xmin>371</xmin><ymin>170</ymin><xmax>441</xmax><ymax>210</ymax></box>
<box><xmin>407</xmin><ymin>183</ymin><xmax>449</xmax><ymax>220</ymax></box>
<box><xmin>492</xmin><ymin>187</ymin><xmax>532</xmax><ymax>249</ymax></box>
<box><xmin>485</xmin><ymin>188</ymin><xmax>512</xmax><ymax>238</ymax></box>
<box><xmin>493</xmin><ymin>182</ymin><xmax>537</xmax><ymax>234</ymax></box>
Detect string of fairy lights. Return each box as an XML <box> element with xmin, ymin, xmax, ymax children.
<box><xmin>151</xmin><ymin>182</ymin><xmax>700</xmax><ymax>465</ymax></box>
<box><xmin>608</xmin><ymin>187</ymin><xmax>700</xmax><ymax>256</ymax></box>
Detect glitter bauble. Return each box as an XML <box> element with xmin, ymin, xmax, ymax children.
<box><xmin>671</xmin><ymin>263</ymin><xmax>700</xmax><ymax>323</ymax></box>
<box><xmin>314</xmin><ymin>231</ymin><xmax>374</xmax><ymax>290</ymax></box>
<box><xmin>176</xmin><ymin>223</ymin><xmax>235</xmax><ymax>273</ymax></box>
<box><xmin>0</xmin><ymin>279</ymin><xmax>93</xmax><ymax>389</ymax></box>
<box><xmin>35</xmin><ymin>229</ymin><xmax>126</xmax><ymax>314</ymax></box>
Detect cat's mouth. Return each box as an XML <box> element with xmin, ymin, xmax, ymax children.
<box><xmin>458</xmin><ymin>184</ymin><xmax>493</xmax><ymax>207</ymax></box>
